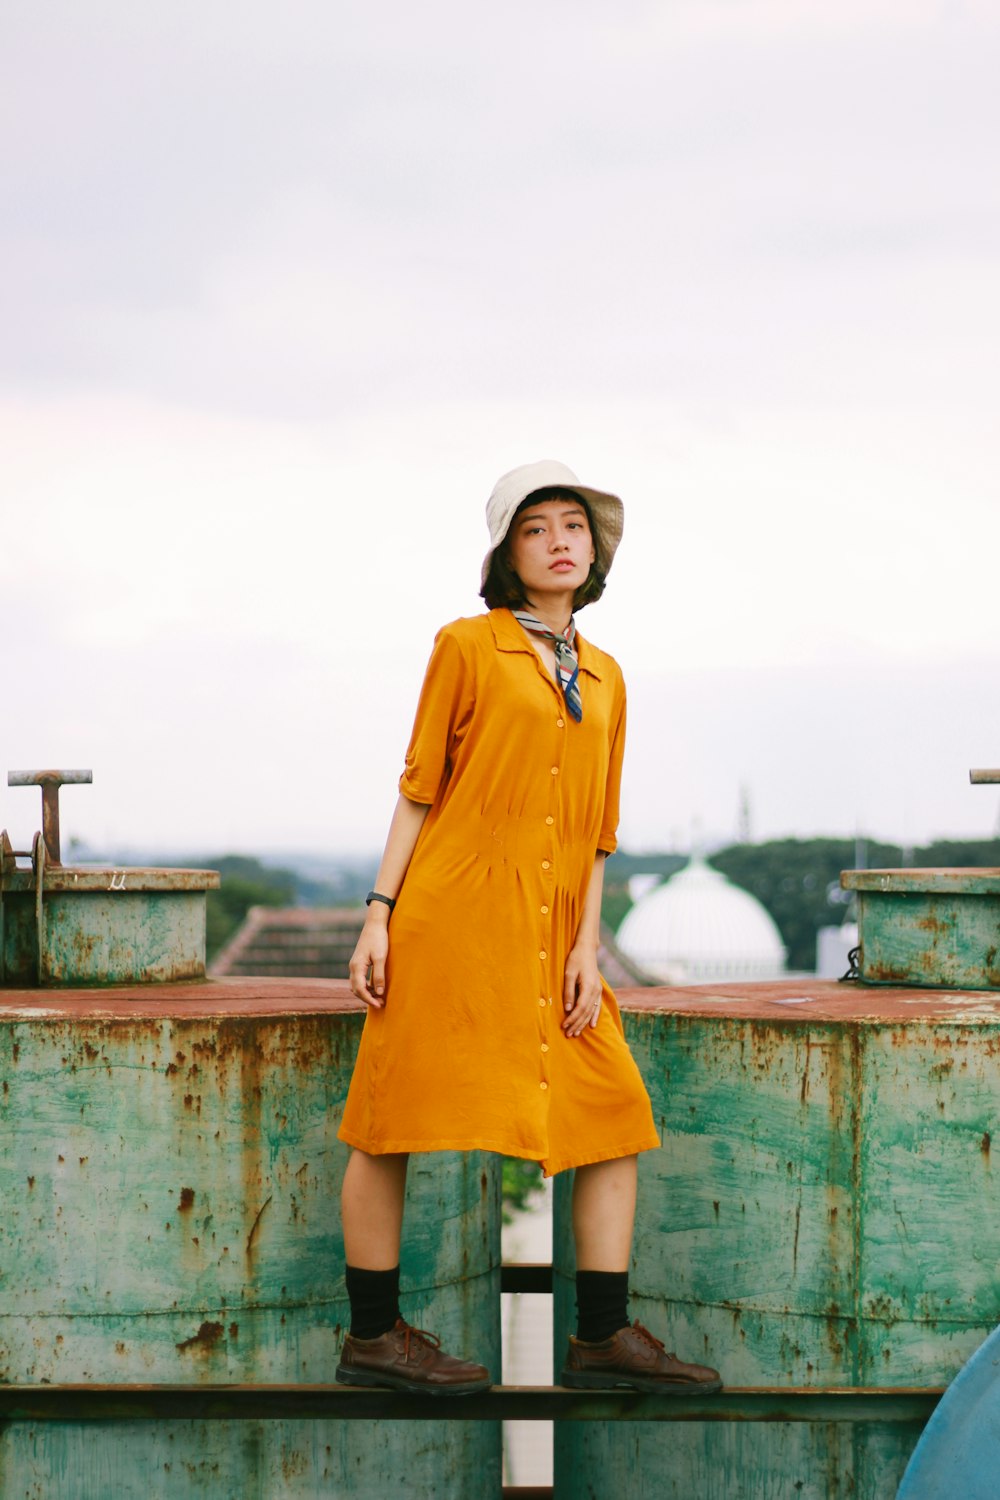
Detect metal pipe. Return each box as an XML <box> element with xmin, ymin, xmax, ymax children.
<box><xmin>7</xmin><ymin>770</ymin><xmax>93</xmax><ymax>866</ymax></box>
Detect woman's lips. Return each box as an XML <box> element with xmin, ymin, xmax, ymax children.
<box><xmin>549</xmin><ymin>560</ymin><xmax>576</xmax><ymax>571</ymax></box>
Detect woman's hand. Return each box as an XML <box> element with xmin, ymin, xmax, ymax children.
<box><xmin>562</xmin><ymin>941</ymin><xmax>603</xmax><ymax>1038</ymax></box>
<box><xmin>349</xmin><ymin>915</ymin><xmax>390</xmax><ymax>1008</ymax></box>
<box><xmin>347</xmin><ymin>796</ymin><xmax>430</xmax><ymax>1010</ymax></box>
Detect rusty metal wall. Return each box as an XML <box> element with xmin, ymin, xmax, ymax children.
<box><xmin>554</xmin><ymin>982</ymin><xmax>1000</xmax><ymax>1500</ymax></box>
<box><xmin>0</xmin><ymin>982</ymin><xmax>502</xmax><ymax>1497</ymax></box>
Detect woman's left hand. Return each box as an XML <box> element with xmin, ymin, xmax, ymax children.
<box><xmin>562</xmin><ymin>943</ymin><xmax>603</xmax><ymax>1038</ymax></box>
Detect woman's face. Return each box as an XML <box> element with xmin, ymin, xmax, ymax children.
<box><xmin>507</xmin><ymin>497</ymin><xmax>596</xmax><ymax>602</ymax></box>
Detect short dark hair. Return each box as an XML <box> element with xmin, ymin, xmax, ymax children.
<box><xmin>480</xmin><ymin>487</ymin><xmax>608</xmax><ymax>612</ymax></box>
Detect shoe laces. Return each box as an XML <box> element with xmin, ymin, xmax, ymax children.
<box><xmin>630</xmin><ymin>1320</ymin><xmax>675</xmax><ymax>1358</ymax></box>
<box><xmin>395</xmin><ymin>1320</ymin><xmax>441</xmax><ymax>1362</ymax></box>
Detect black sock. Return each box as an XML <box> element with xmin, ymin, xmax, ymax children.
<box><xmin>346</xmin><ymin>1264</ymin><xmax>401</xmax><ymax>1340</ymax></box>
<box><xmin>575</xmin><ymin>1270</ymin><xmax>629</xmax><ymax>1343</ymax></box>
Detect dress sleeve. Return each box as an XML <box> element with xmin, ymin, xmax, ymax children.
<box><xmin>597</xmin><ymin>679</ymin><xmax>627</xmax><ymax>856</ymax></box>
<box><xmin>398</xmin><ymin>626</ymin><xmax>474</xmax><ymax>805</ymax></box>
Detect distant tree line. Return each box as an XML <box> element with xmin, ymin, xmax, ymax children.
<box><xmin>605</xmin><ymin>837</ymin><xmax>1000</xmax><ymax>973</ymax></box>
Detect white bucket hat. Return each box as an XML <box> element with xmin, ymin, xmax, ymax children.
<box><xmin>480</xmin><ymin>460</ymin><xmax>624</xmax><ymax>589</ymax></box>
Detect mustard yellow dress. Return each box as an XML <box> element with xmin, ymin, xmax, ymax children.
<box><xmin>338</xmin><ymin>607</ymin><xmax>659</xmax><ymax>1176</ymax></box>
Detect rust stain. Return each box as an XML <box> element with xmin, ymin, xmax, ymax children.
<box><xmin>246</xmin><ymin>1195</ymin><xmax>273</xmax><ymax>1258</ymax></box>
<box><xmin>917</xmin><ymin>915</ymin><xmax>951</xmax><ymax>936</ymax></box>
<box><xmin>792</xmin><ymin>1202</ymin><xmax>801</xmax><ymax>1274</ymax></box>
<box><xmin>178</xmin><ymin>1187</ymin><xmax>195</xmax><ymax>1212</ymax></box>
<box><xmin>175</xmin><ymin>1320</ymin><xmax>225</xmax><ymax>1354</ymax></box>
<box><xmin>27</xmin><ymin>1176</ymin><xmax>34</xmax><ymax>1189</ymax></box>
<box><xmin>799</xmin><ymin>1034</ymin><xmax>811</xmax><ymax>1104</ymax></box>
<box><xmin>229</xmin><ymin>1322</ymin><xmax>239</xmax><ymax>1341</ymax></box>
<box><xmin>982</xmin><ymin>1132</ymin><xmax>991</xmax><ymax>1159</ymax></box>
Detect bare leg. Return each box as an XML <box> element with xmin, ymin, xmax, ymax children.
<box><xmin>341</xmin><ymin>1149</ymin><xmax>409</xmax><ymax>1268</ymax></box>
<box><xmin>571</xmin><ymin>1154</ymin><xmax>638</xmax><ymax>1271</ymax></box>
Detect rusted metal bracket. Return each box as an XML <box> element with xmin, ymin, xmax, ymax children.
<box><xmin>0</xmin><ymin>1384</ymin><xmax>944</xmax><ymax>1424</ymax></box>
<box><xmin>7</xmin><ymin>769</ymin><xmax>92</xmax><ymax>867</ymax></box>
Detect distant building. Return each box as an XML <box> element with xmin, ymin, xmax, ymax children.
<box><xmin>816</xmin><ymin>922</ymin><xmax>859</xmax><ymax>979</ymax></box>
<box><xmin>615</xmin><ymin>855</ymin><xmax>786</xmax><ymax>983</ymax></box>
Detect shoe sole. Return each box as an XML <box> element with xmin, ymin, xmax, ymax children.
<box><xmin>561</xmin><ymin>1370</ymin><xmax>723</xmax><ymax>1395</ymax></box>
<box><xmin>335</xmin><ymin>1366</ymin><xmax>491</xmax><ymax>1396</ymax></box>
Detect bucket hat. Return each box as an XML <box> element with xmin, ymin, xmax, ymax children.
<box><xmin>481</xmin><ymin>460</ymin><xmax>624</xmax><ymax>589</ymax></box>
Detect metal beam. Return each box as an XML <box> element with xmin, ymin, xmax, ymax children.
<box><xmin>501</xmin><ymin>1263</ymin><xmax>553</xmax><ymax>1294</ymax></box>
<box><xmin>0</xmin><ymin>1384</ymin><xmax>943</xmax><ymax>1424</ymax></box>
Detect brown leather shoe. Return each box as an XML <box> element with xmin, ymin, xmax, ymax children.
<box><xmin>561</xmin><ymin>1319</ymin><xmax>723</xmax><ymax>1394</ymax></box>
<box><xmin>336</xmin><ymin>1319</ymin><xmax>491</xmax><ymax>1396</ymax></box>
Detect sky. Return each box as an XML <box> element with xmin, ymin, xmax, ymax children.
<box><xmin>2</xmin><ymin>0</ymin><xmax>998</xmax><ymax>861</ymax></box>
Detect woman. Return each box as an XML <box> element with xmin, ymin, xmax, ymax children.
<box><xmin>336</xmin><ymin>460</ymin><xmax>722</xmax><ymax>1396</ymax></box>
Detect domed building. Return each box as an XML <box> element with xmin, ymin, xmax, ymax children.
<box><xmin>615</xmin><ymin>855</ymin><xmax>786</xmax><ymax>984</ymax></box>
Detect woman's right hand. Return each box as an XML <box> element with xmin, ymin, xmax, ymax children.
<box><xmin>349</xmin><ymin>916</ymin><xmax>390</xmax><ymax>1008</ymax></box>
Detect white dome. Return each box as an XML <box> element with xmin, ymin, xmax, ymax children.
<box><xmin>615</xmin><ymin>856</ymin><xmax>786</xmax><ymax>984</ymax></box>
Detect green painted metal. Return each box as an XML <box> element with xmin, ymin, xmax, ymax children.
<box><xmin>0</xmin><ymin>865</ymin><xmax>219</xmax><ymax>986</ymax></box>
<box><xmin>553</xmin><ymin>984</ymin><xmax>1000</xmax><ymax>1499</ymax></box>
<box><xmin>842</xmin><ymin>868</ymin><xmax>1000</xmax><ymax>990</ymax></box>
<box><xmin>0</xmin><ymin>986</ymin><xmax>502</xmax><ymax>1496</ymax></box>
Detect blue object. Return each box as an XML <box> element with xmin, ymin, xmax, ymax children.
<box><xmin>897</xmin><ymin>1323</ymin><xmax>1000</xmax><ymax>1498</ymax></box>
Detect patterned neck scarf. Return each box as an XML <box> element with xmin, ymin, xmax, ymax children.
<box><xmin>512</xmin><ymin>610</ymin><xmax>583</xmax><ymax>722</ymax></box>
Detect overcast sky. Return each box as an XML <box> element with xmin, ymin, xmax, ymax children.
<box><xmin>2</xmin><ymin>0</ymin><xmax>998</xmax><ymax>860</ymax></box>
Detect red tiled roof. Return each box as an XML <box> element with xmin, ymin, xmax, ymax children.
<box><xmin>211</xmin><ymin>905</ymin><xmax>366</xmax><ymax>979</ymax></box>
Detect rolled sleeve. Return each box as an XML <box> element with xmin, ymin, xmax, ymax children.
<box><xmin>399</xmin><ymin>627</ymin><xmax>474</xmax><ymax>805</ymax></box>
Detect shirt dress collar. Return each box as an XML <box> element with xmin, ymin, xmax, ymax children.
<box><xmin>488</xmin><ymin>607</ymin><xmax>603</xmax><ymax>682</ymax></box>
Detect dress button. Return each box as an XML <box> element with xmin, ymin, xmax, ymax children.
<box><xmin>539</xmin><ymin>950</ymin><xmax>547</xmax><ymax>961</ymax></box>
<box><xmin>540</xmin><ymin>1082</ymin><xmax>548</xmax><ymax>1091</ymax></box>
<box><xmin>551</xmin><ymin>766</ymin><xmax>559</xmax><ymax>776</ymax></box>
<box><xmin>545</xmin><ymin>817</ymin><xmax>554</xmax><ymax>826</ymax></box>
<box><xmin>556</xmin><ymin>718</ymin><xmax>565</xmax><ymax>728</ymax></box>
<box><xmin>541</xmin><ymin>859</ymin><xmax>551</xmax><ymax>869</ymax></box>
<box><xmin>538</xmin><ymin>998</ymin><xmax>546</xmax><ymax>1008</ymax></box>
<box><xmin>540</xmin><ymin>905</ymin><xmax>549</xmax><ymax>915</ymax></box>
<box><xmin>541</xmin><ymin>1043</ymin><xmax>549</xmax><ymax>1054</ymax></box>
